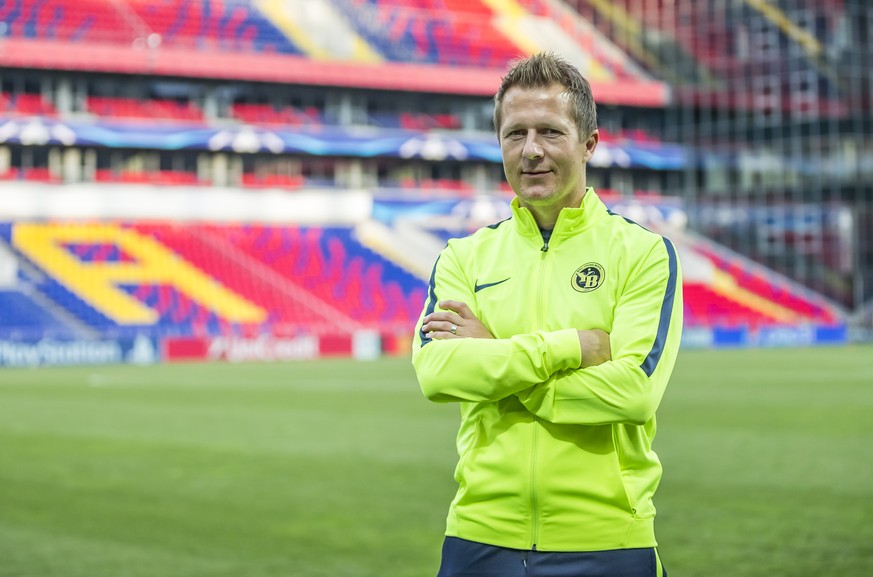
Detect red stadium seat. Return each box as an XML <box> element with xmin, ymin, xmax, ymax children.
<box><xmin>86</xmin><ymin>96</ymin><xmax>203</xmax><ymax>122</ymax></box>
<box><xmin>22</xmin><ymin>167</ymin><xmax>60</xmax><ymax>182</ymax></box>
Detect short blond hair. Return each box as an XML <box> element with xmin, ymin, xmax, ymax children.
<box><xmin>493</xmin><ymin>52</ymin><xmax>597</xmax><ymax>141</ymax></box>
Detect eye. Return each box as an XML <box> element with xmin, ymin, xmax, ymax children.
<box><xmin>541</xmin><ymin>128</ymin><xmax>561</xmax><ymax>136</ymax></box>
<box><xmin>503</xmin><ymin>129</ymin><xmax>526</xmax><ymax>140</ymax></box>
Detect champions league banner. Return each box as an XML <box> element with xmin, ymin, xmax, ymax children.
<box><xmin>0</xmin><ymin>335</ymin><xmax>159</xmax><ymax>368</ymax></box>
<box><xmin>0</xmin><ymin>116</ymin><xmax>687</xmax><ymax>170</ymax></box>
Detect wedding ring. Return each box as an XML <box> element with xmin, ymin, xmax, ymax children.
<box><xmin>450</xmin><ymin>323</ymin><xmax>458</xmax><ymax>335</ymax></box>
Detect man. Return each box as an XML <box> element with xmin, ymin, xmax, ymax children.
<box><xmin>412</xmin><ymin>52</ymin><xmax>682</xmax><ymax>577</ymax></box>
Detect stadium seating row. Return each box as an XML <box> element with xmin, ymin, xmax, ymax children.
<box><xmin>330</xmin><ymin>0</ymin><xmax>523</xmax><ymax>67</ymax></box>
<box><xmin>694</xmin><ymin>244</ymin><xmax>838</xmax><ymax>324</ymax></box>
<box><xmin>0</xmin><ymin>167</ymin><xmax>61</xmax><ymax>183</ymax></box>
<box><xmin>1</xmin><ymin>92</ymin><xmax>473</xmax><ymax>133</ymax></box>
<box><xmin>94</xmin><ymin>169</ymin><xmax>202</xmax><ymax>186</ymax></box>
<box><xmin>87</xmin><ymin>97</ymin><xmax>203</xmax><ymax>123</ymax></box>
<box><xmin>0</xmin><ymin>92</ymin><xmax>57</xmax><ymax>116</ymax></box>
<box><xmin>4</xmin><ymin>0</ymin><xmax>302</xmax><ymax>54</ymax></box>
<box><xmin>230</xmin><ymin>102</ymin><xmax>321</xmax><ymax>127</ymax></box>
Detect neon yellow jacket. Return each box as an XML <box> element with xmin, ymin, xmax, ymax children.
<box><xmin>412</xmin><ymin>189</ymin><xmax>683</xmax><ymax>552</ymax></box>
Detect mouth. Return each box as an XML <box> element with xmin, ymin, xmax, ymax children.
<box><xmin>522</xmin><ymin>170</ymin><xmax>551</xmax><ymax>177</ymax></box>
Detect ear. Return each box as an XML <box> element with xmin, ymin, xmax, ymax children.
<box><xmin>581</xmin><ymin>129</ymin><xmax>599</xmax><ymax>162</ymax></box>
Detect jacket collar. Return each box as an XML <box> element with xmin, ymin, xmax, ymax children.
<box><xmin>510</xmin><ymin>188</ymin><xmax>607</xmax><ymax>240</ymax></box>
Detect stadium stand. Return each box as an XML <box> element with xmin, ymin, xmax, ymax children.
<box><xmin>0</xmin><ymin>222</ymin><xmax>427</xmax><ymax>340</ymax></box>
<box><xmin>331</xmin><ymin>0</ymin><xmax>524</xmax><ymax>67</ymax></box>
<box><xmin>212</xmin><ymin>224</ymin><xmax>425</xmax><ymax>330</ymax></box>
<box><xmin>695</xmin><ymin>244</ymin><xmax>839</xmax><ymax>325</ymax></box>
<box><xmin>4</xmin><ymin>0</ymin><xmax>303</xmax><ymax>54</ymax></box>
<box><xmin>683</xmin><ymin>282</ymin><xmax>784</xmax><ymax>328</ymax></box>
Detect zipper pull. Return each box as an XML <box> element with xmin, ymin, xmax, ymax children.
<box><xmin>541</xmin><ymin>241</ymin><xmax>549</xmax><ymax>252</ymax></box>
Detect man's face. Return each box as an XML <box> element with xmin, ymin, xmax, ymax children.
<box><xmin>498</xmin><ymin>83</ymin><xmax>597</xmax><ymax>214</ymax></box>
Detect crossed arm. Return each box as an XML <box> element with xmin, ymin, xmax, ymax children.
<box><xmin>421</xmin><ymin>299</ymin><xmax>612</xmax><ymax>369</ymax></box>
<box><xmin>412</xmin><ymin>242</ymin><xmax>682</xmax><ymax>426</ymax></box>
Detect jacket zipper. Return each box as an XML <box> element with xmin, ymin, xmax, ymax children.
<box><xmin>530</xmin><ymin>420</ymin><xmax>540</xmax><ymax>550</ymax></box>
<box><xmin>530</xmin><ymin>232</ymin><xmax>550</xmax><ymax>549</ymax></box>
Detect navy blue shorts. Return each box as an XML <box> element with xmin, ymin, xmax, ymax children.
<box><xmin>436</xmin><ymin>536</ymin><xmax>667</xmax><ymax>577</ymax></box>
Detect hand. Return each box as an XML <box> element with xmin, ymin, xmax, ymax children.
<box><xmin>577</xmin><ymin>329</ymin><xmax>611</xmax><ymax>368</ymax></box>
<box><xmin>422</xmin><ymin>300</ymin><xmax>495</xmax><ymax>340</ymax></box>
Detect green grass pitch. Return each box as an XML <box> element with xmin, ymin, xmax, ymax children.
<box><xmin>1</xmin><ymin>346</ymin><xmax>872</xmax><ymax>577</ymax></box>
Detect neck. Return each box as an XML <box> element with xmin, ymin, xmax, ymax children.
<box><xmin>526</xmin><ymin>205</ymin><xmax>561</xmax><ymax>230</ymax></box>
<box><xmin>519</xmin><ymin>187</ymin><xmax>588</xmax><ymax>230</ymax></box>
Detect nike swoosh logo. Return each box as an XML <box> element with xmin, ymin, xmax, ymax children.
<box><xmin>474</xmin><ymin>277</ymin><xmax>511</xmax><ymax>293</ymax></box>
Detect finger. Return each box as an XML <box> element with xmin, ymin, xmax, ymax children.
<box><xmin>438</xmin><ymin>300</ymin><xmax>475</xmax><ymax>320</ymax></box>
<box><xmin>423</xmin><ymin>310</ymin><xmax>462</xmax><ymax>325</ymax></box>
<box><xmin>428</xmin><ymin>330</ymin><xmax>460</xmax><ymax>340</ymax></box>
<box><xmin>422</xmin><ymin>320</ymin><xmax>460</xmax><ymax>335</ymax></box>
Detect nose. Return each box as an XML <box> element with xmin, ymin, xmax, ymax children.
<box><xmin>522</xmin><ymin>130</ymin><xmax>543</xmax><ymax>160</ymax></box>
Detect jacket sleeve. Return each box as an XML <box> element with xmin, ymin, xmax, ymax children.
<box><xmin>412</xmin><ymin>242</ymin><xmax>582</xmax><ymax>403</ymax></box>
<box><xmin>515</xmin><ymin>238</ymin><xmax>683</xmax><ymax>426</ymax></box>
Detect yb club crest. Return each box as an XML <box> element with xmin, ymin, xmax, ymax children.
<box><xmin>572</xmin><ymin>263</ymin><xmax>605</xmax><ymax>293</ymax></box>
